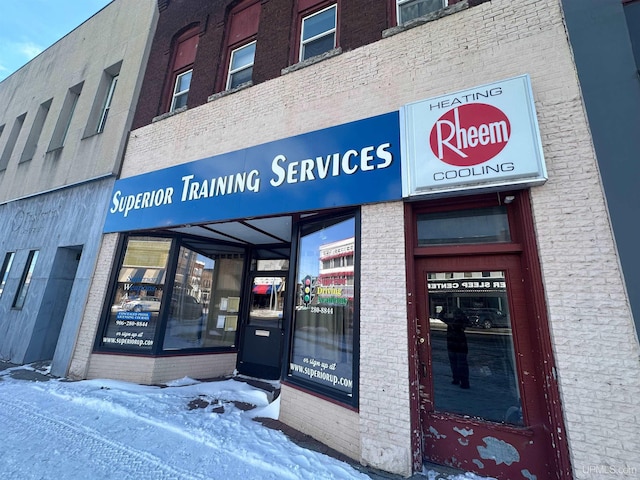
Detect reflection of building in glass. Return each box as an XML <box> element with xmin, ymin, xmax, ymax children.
<box><xmin>318</xmin><ymin>237</ymin><xmax>354</xmax><ymax>300</ymax></box>
<box><xmin>116</xmin><ymin>238</ymin><xmax>171</xmax><ymax>305</ymax></box>
<box><xmin>201</xmin><ymin>268</ymin><xmax>213</xmax><ymax>306</ymax></box>
<box><xmin>174</xmin><ymin>248</ymin><xmax>206</xmax><ymax>301</ymax></box>
<box><xmin>427</xmin><ymin>272</ymin><xmax>510</xmax><ymax>330</ymax></box>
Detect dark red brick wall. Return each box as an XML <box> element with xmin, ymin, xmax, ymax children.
<box><xmin>340</xmin><ymin>0</ymin><xmax>388</xmax><ymax>51</ymax></box>
<box><xmin>133</xmin><ymin>0</ymin><xmax>228</xmax><ymax>129</ymax></box>
<box><xmin>253</xmin><ymin>0</ymin><xmax>295</xmax><ymax>84</ymax></box>
<box><xmin>131</xmin><ymin>0</ymin><xmax>450</xmax><ymax>129</ymax></box>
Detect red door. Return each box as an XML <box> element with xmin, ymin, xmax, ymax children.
<box><xmin>415</xmin><ymin>254</ymin><xmax>560</xmax><ymax>479</ymax></box>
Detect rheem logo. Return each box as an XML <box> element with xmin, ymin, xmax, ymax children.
<box><xmin>429</xmin><ymin>103</ymin><xmax>511</xmax><ymax>167</ymax></box>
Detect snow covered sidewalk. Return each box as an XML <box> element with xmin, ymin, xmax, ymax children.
<box><xmin>0</xmin><ymin>362</ymin><xmax>490</xmax><ymax>480</ymax></box>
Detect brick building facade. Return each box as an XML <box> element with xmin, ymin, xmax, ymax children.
<box><xmin>66</xmin><ymin>1</ymin><xmax>640</xmax><ymax>479</ymax></box>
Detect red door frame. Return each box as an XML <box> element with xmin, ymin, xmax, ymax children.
<box><xmin>404</xmin><ymin>190</ymin><xmax>572</xmax><ymax>478</ymax></box>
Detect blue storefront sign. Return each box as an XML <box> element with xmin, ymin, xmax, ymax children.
<box><xmin>104</xmin><ymin>112</ymin><xmax>402</xmax><ymax>233</ymax></box>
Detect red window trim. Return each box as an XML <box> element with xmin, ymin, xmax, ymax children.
<box><xmin>216</xmin><ymin>0</ymin><xmax>262</xmax><ymax>93</ymax></box>
<box><xmin>290</xmin><ymin>0</ymin><xmax>340</xmax><ymax>66</ymax></box>
<box><xmin>162</xmin><ymin>24</ymin><xmax>201</xmax><ymax>113</ymax></box>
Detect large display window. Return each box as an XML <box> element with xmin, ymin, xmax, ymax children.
<box><xmin>97</xmin><ymin>235</ymin><xmax>245</xmax><ymax>354</ymax></box>
<box><xmin>288</xmin><ymin>214</ymin><xmax>359</xmax><ymax>405</ymax></box>
<box><xmin>102</xmin><ymin>237</ymin><xmax>171</xmax><ymax>350</ymax></box>
<box><xmin>163</xmin><ymin>246</ymin><xmax>243</xmax><ymax>350</ymax></box>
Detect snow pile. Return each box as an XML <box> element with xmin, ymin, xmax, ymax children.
<box><xmin>0</xmin><ymin>363</ymin><xmax>492</xmax><ymax>479</ymax></box>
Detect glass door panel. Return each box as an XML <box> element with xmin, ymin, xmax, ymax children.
<box><xmin>249</xmin><ymin>276</ymin><xmax>285</xmax><ymax>328</ymax></box>
<box><xmin>427</xmin><ymin>271</ymin><xmax>522</xmax><ymax>425</ymax></box>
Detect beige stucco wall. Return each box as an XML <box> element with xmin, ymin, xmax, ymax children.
<box><xmin>72</xmin><ymin>0</ymin><xmax>639</xmax><ymax>477</ymax></box>
<box><xmin>0</xmin><ymin>0</ymin><xmax>157</xmax><ymax>202</ymax></box>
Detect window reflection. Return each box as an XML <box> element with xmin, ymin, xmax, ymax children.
<box><xmin>428</xmin><ymin>271</ymin><xmax>523</xmax><ymax>425</ymax></box>
<box><xmin>249</xmin><ymin>276</ymin><xmax>285</xmax><ymax>328</ymax></box>
<box><xmin>289</xmin><ymin>217</ymin><xmax>355</xmax><ymax>396</ymax></box>
<box><xmin>417</xmin><ymin>206</ymin><xmax>510</xmax><ymax>246</ymax></box>
<box><xmin>104</xmin><ymin>237</ymin><xmax>171</xmax><ymax>350</ymax></box>
<box><xmin>164</xmin><ymin>250</ymin><xmax>243</xmax><ymax>350</ymax></box>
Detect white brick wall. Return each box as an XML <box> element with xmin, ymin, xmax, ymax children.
<box><xmin>530</xmin><ymin>86</ymin><xmax>640</xmax><ymax>478</ymax></box>
<box><xmin>360</xmin><ymin>202</ymin><xmax>413</xmax><ymax>476</ymax></box>
<box><xmin>87</xmin><ymin>352</ymin><xmax>237</xmax><ymax>385</ymax></box>
<box><xmin>74</xmin><ymin>0</ymin><xmax>640</xmax><ymax>477</ymax></box>
<box><xmin>68</xmin><ymin>233</ymin><xmax>120</xmax><ymax>380</ymax></box>
<box><xmin>279</xmin><ymin>384</ymin><xmax>361</xmax><ymax>461</ymax></box>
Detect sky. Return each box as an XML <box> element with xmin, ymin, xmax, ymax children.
<box><xmin>0</xmin><ymin>362</ymin><xmax>492</xmax><ymax>480</ymax></box>
<box><xmin>0</xmin><ymin>0</ymin><xmax>112</xmax><ymax>82</ymax></box>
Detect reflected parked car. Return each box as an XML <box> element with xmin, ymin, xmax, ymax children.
<box><xmin>170</xmin><ymin>294</ymin><xmax>202</xmax><ymax>320</ymax></box>
<box><xmin>464</xmin><ymin>308</ymin><xmax>509</xmax><ymax>329</ymax></box>
<box><xmin>122</xmin><ymin>296</ymin><xmax>162</xmax><ymax>312</ymax></box>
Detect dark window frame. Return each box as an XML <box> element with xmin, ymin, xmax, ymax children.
<box><xmin>93</xmin><ymin>233</ymin><xmax>249</xmax><ymax>356</ymax></box>
<box><xmin>48</xmin><ymin>82</ymin><xmax>83</xmax><ymax>152</ymax></box>
<box><xmin>283</xmin><ymin>209</ymin><xmax>361</xmax><ymax>408</ymax></box>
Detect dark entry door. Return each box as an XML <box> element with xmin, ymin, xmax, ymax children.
<box><xmin>415</xmin><ymin>254</ymin><xmax>559</xmax><ymax>479</ymax></box>
<box><xmin>237</xmin><ymin>272</ymin><xmax>286</xmax><ymax>379</ymax></box>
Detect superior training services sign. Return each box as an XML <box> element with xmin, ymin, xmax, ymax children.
<box><xmin>104</xmin><ymin>112</ymin><xmax>401</xmax><ymax>233</ymax></box>
<box><xmin>401</xmin><ymin>75</ymin><xmax>547</xmax><ymax>197</ymax></box>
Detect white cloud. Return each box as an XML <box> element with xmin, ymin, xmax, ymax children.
<box><xmin>17</xmin><ymin>41</ymin><xmax>43</xmax><ymax>61</ymax></box>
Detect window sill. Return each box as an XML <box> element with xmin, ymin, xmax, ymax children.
<box><xmin>281</xmin><ymin>47</ymin><xmax>342</xmax><ymax>76</ymax></box>
<box><xmin>45</xmin><ymin>146</ymin><xmax>63</xmax><ymax>155</ymax></box>
<box><xmin>382</xmin><ymin>0</ymin><xmax>469</xmax><ymax>39</ymax></box>
<box><xmin>152</xmin><ymin>105</ymin><xmax>188</xmax><ymax>124</ymax></box>
<box><xmin>81</xmin><ymin>131</ymin><xmax>101</xmax><ymax>141</ymax></box>
<box><xmin>207</xmin><ymin>81</ymin><xmax>253</xmax><ymax>103</ymax></box>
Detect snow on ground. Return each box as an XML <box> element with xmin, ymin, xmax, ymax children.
<box><xmin>0</xmin><ymin>362</ymin><xmax>491</xmax><ymax>480</ymax></box>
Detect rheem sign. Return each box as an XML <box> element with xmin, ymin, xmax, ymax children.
<box><xmin>401</xmin><ymin>75</ymin><xmax>547</xmax><ymax>197</ymax></box>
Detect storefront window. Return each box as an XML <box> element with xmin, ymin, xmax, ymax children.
<box><xmin>164</xmin><ymin>249</ymin><xmax>243</xmax><ymax>350</ymax></box>
<box><xmin>289</xmin><ymin>216</ymin><xmax>356</xmax><ymax>400</ymax></box>
<box><xmin>102</xmin><ymin>237</ymin><xmax>171</xmax><ymax>351</ymax></box>
<box><xmin>427</xmin><ymin>271</ymin><xmax>523</xmax><ymax>425</ymax></box>
<box><xmin>99</xmin><ymin>236</ymin><xmax>245</xmax><ymax>353</ymax></box>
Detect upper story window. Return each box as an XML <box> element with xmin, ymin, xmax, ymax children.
<box><xmin>222</xmin><ymin>1</ymin><xmax>261</xmax><ymax>92</ymax></box>
<box><xmin>0</xmin><ymin>113</ymin><xmax>26</xmax><ymax>171</ymax></box>
<box><xmin>397</xmin><ymin>0</ymin><xmax>447</xmax><ymax>24</ymax></box>
<box><xmin>97</xmin><ymin>74</ymin><xmax>119</xmax><ymax>133</ymax></box>
<box><xmin>624</xmin><ymin>0</ymin><xmax>640</xmax><ymax>70</ymax></box>
<box><xmin>82</xmin><ymin>61</ymin><xmax>123</xmax><ymax>138</ymax></box>
<box><xmin>48</xmin><ymin>82</ymin><xmax>83</xmax><ymax>151</ymax></box>
<box><xmin>227</xmin><ymin>42</ymin><xmax>256</xmax><ymax>89</ymax></box>
<box><xmin>300</xmin><ymin>4</ymin><xmax>337</xmax><ymax>61</ymax></box>
<box><xmin>166</xmin><ymin>27</ymin><xmax>200</xmax><ymax>113</ymax></box>
<box><xmin>171</xmin><ymin>70</ymin><xmax>192</xmax><ymax>111</ymax></box>
<box><xmin>21</xmin><ymin>98</ymin><xmax>52</xmax><ymax>163</ymax></box>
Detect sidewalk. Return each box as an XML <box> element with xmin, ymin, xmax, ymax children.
<box><xmin>0</xmin><ymin>360</ymin><xmax>469</xmax><ymax>480</ymax></box>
